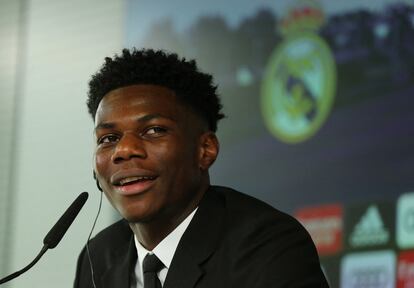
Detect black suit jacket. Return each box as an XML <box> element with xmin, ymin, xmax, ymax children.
<box><xmin>74</xmin><ymin>186</ymin><xmax>329</xmax><ymax>287</ymax></box>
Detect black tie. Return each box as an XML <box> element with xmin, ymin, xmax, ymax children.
<box><xmin>143</xmin><ymin>253</ymin><xmax>164</xmax><ymax>288</ymax></box>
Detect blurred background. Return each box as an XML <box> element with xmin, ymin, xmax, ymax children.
<box><xmin>1</xmin><ymin>0</ymin><xmax>414</xmax><ymax>287</ymax></box>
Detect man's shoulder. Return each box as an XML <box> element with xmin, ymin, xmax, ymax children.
<box><xmin>203</xmin><ymin>186</ymin><xmax>328</xmax><ymax>287</ymax></box>
<box><xmin>209</xmin><ymin>185</ymin><xmax>306</xmax><ymax>235</ymax></box>
<box><xmin>210</xmin><ymin>185</ymin><xmax>298</xmax><ymax>221</ymax></box>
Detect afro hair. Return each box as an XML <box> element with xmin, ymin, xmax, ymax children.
<box><xmin>87</xmin><ymin>48</ymin><xmax>224</xmax><ymax>132</ymax></box>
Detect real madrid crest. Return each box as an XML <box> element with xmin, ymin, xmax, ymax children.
<box><xmin>261</xmin><ymin>1</ymin><xmax>336</xmax><ymax>144</ymax></box>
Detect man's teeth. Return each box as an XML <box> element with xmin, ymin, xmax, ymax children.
<box><xmin>119</xmin><ymin>176</ymin><xmax>155</xmax><ymax>186</ymax></box>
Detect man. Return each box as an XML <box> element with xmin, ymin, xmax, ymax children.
<box><xmin>74</xmin><ymin>48</ymin><xmax>329</xmax><ymax>288</ymax></box>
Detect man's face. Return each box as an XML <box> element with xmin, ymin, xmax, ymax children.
<box><xmin>94</xmin><ymin>84</ymin><xmax>212</xmax><ymax>223</ymax></box>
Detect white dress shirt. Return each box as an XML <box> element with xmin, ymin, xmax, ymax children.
<box><xmin>132</xmin><ymin>208</ymin><xmax>198</xmax><ymax>288</ymax></box>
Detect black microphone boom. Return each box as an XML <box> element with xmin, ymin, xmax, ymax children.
<box><xmin>43</xmin><ymin>192</ymin><xmax>89</xmax><ymax>248</ymax></box>
<box><xmin>0</xmin><ymin>192</ymin><xmax>89</xmax><ymax>285</ymax></box>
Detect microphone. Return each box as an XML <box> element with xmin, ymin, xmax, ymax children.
<box><xmin>43</xmin><ymin>192</ymin><xmax>89</xmax><ymax>248</ymax></box>
<box><xmin>0</xmin><ymin>192</ymin><xmax>89</xmax><ymax>285</ymax></box>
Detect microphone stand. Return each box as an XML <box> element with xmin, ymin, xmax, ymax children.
<box><xmin>0</xmin><ymin>192</ymin><xmax>88</xmax><ymax>285</ymax></box>
<box><xmin>0</xmin><ymin>245</ymin><xmax>48</xmax><ymax>285</ymax></box>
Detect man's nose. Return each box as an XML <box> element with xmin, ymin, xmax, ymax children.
<box><xmin>111</xmin><ymin>133</ymin><xmax>147</xmax><ymax>163</ymax></box>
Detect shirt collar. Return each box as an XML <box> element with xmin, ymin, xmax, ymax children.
<box><xmin>134</xmin><ymin>207</ymin><xmax>198</xmax><ymax>269</ymax></box>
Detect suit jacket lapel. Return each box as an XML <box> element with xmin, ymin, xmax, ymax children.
<box><xmin>164</xmin><ymin>187</ymin><xmax>225</xmax><ymax>288</ymax></box>
<box><xmin>101</xmin><ymin>232</ymin><xmax>136</xmax><ymax>288</ymax></box>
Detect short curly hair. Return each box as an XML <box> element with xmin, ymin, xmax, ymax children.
<box><xmin>87</xmin><ymin>48</ymin><xmax>225</xmax><ymax>132</ymax></box>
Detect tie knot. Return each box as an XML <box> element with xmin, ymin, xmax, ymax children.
<box><xmin>143</xmin><ymin>253</ymin><xmax>164</xmax><ymax>273</ymax></box>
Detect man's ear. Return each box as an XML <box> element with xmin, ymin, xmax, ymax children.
<box><xmin>93</xmin><ymin>170</ymin><xmax>103</xmax><ymax>192</ymax></box>
<box><xmin>198</xmin><ymin>132</ymin><xmax>219</xmax><ymax>170</ymax></box>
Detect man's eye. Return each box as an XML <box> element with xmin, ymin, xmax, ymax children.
<box><xmin>98</xmin><ymin>135</ymin><xmax>119</xmax><ymax>144</ymax></box>
<box><xmin>145</xmin><ymin>127</ymin><xmax>167</xmax><ymax>136</ymax></box>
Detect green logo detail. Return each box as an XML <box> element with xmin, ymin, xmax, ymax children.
<box><xmin>261</xmin><ymin>32</ymin><xmax>336</xmax><ymax>143</ymax></box>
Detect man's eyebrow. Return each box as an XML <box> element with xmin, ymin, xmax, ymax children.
<box><xmin>94</xmin><ymin>122</ymin><xmax>115</xmax><ymax>132</ymax></box>
<box><xmin>138</xmin><ymin>113</ymin><xmax>172</xmax><ymax>123</ymax></box>
<box><xmin>94</xmin><ymin>114</ymin><xmax>175</xmax><ymax>132</ymax></box>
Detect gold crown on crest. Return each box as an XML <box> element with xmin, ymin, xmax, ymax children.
<box><xmin>280</xmin><ymin>0</ymin><xmax>325</xmax><ymax>35</ymax></box>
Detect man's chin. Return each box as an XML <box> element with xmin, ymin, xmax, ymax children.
<box><xmin>121</xmin><ymin>210</ymin><xmax>158</xmax><ymax>224</ymax></box>
<box><xmin>114</xmin><ymin>197</ymin><xmax>160</xmax><ymax>223</ymax></box>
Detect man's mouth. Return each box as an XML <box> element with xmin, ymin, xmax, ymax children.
<box><xmin>117</xmin><ymin>176</ymin><xmax>157</xmax><ymax>186</ymax></box>
<box><xmin>112</xmin><ymin>174</ymin><xmax>158</xmax><ymax>196</ymax></box>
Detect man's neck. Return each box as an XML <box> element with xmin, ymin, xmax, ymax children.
<box><xmin>129</xmin><ymin>182</ymin><xmax>208</xmax><ymax>251</ymax></box>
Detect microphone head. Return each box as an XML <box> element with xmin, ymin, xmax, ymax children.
<box><xmin>43</xmin><ymin>192</ymin><xmax>89</xmax><ymax>249</ymax></box>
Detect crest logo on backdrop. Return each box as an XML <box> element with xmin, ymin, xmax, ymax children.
<box><xmin>261</xmin><ymin>0</ymin><xmax>336</xmax><ymax>143</ymax></box>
